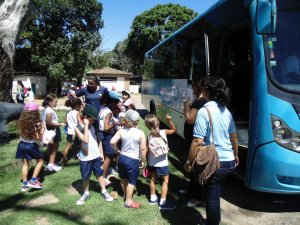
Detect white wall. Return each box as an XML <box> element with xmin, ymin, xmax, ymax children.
<box><xmin>13</xmin><ymin>76</ymin><xmax>47</xmax><ymax>98</ymax></box>
<box><xmin>130</xmin><ymin>85</ymin><xmax>140</xmax><ymax>94</ymax></box>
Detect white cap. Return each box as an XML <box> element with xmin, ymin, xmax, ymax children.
<box><xmin>125</xmin><ymin>110</ymin><xmax>140</xmax><ymax>123</ymax></box>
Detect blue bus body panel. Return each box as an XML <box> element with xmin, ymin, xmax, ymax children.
<box><xmin>269</xmin><ymin>95</ymin><xmax>300</xmax><ymax>132</ymax></box>
<box><xmin>250</xmin><ymin>142</ymin><xmax>300</xmax><ymax>193</ymax></box>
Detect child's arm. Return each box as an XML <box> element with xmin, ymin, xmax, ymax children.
<box><xmin>46</xmin><ymin>112</ymin><xmax>65</xmax><ymax>127</ymax></box>
<box><xmin>139</xmin><ymin>131</ymin><xmax>147</xmax><ymax>167</ymax></box>
<box><xmin>104</xmin><ymin>112</ymin><xmax>120</xmax><ymax>132</ymax></box>
<box><xmin>35</xmin><ymin>123</ymin><xmax>45</xmax><ymax>141</ymax></box>
<box><xmin>74</xmin><ymin>118</ymin><xmax>89</xmax><ymax>144</ymax></box>
<box><xmin>164</xmin><ymin>114</ymin><xmax>176</xmax><ymax>135</ymax></box>
<box><xmin>110</xmin><ymin>129</ymin><xmax>122</xmax><ymax>154</ymax></box>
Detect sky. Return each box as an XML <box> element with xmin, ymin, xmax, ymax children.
<box><xmin>99</xmin><ymin>0</ymin><xmax>218</xmax><ymax>51</ymax></box>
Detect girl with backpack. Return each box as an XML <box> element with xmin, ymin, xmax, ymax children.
<box><xmin>144</xmin><ymin>113</ymin><xmax>176</xmax><ymax>210</ymax></box>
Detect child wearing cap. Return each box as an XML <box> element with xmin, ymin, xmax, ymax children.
<box><xmin>121</xmin><ymin>90</ymin><xmax>135</xmax><ymax>110</ymax></box>
<box><xmin>110</xmin><ymin>109</ymin><xmax>147</xmax><ymax>209</ymax></box>
<box><xmin>98</xmin><ymin>91</ymin><xmax>122</xmax><ymax>184</ymax></box>
<box><xmin>16</xmin><ymin>102</ymin><xmax>45</xmax><ymax>191</ymax></box>
<box><xmin>74</xmin><ymin>104</ymin><xmax>114</xmax><ymax>205</ymax></box>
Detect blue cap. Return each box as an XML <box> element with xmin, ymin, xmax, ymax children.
<box><xmin>109</xmin><ymin>91</ymin><xmax>121</xmax><ymax>101</ymax></box>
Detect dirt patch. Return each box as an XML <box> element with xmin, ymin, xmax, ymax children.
<box><xmin>67</xmin><ymin>209</ymin><xmax>80</xmax><ymax>219</ymax></box>
<box><xmin>35</xmin><ymin>216</ymin><xmax>51</xmax><ymax>225</ymax></box>
<box><xmin>1</xmin><ymin>209</ymin><xmax>16</xmax><ymax>217</ymax></box>
<box><xmin>83</xmin><ymin>215</ymin><xmax>93</xmax><ymax>223</ymax></box>
<box><xmin>66</xmin><ymin>185</ymin><xmax>78</xmax><ymax>195</ymax></box>
<box><xmin>23</xmin><ymin>194</ymin><xmax>59</xmax><ymax>208</ymax></box>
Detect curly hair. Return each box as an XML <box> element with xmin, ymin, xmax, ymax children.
<box><xmin>18</xmin><ymin>110</ymin><xmax>43</xmax><ymax>140</ymax></box>
<box><xmin>144</xmin><ymin>114</ymin><xmax>160</xmax><ymax>136</ymax></box>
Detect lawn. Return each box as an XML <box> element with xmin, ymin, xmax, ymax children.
<box><xmin>0</xmin><ymin>110</ymin><xmax>207</xmax><ymax>225</ymax></box>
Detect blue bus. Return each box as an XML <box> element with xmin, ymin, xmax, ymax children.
<box><xmin>141</xmin><ymin>0</ymin><xmax>300</xmax><ymax>194</ymax></box>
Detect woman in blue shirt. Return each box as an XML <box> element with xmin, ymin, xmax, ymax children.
<box><xmin>186</xmin><ymin>76</ymin><xmax>239</xmax><ymax>225</ymax></box>
<box><xmin>76</xmin><ymin>75</ymin><xmax>108</xmax><ymax>112</ymax></box>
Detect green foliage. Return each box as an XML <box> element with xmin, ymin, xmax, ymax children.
<box><xmin>17</xmin><ymin>0</ymin><xmax>103</xmax><ymax>87</ymax></box>
<box><xmin>126</xmin><ymin>3</ymin><xmax>197</xmax><ymax>74</ymax></box>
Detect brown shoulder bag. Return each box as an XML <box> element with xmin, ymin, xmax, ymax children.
<box><xmin>184</xmin><ymin>107</ymin><xmax>220</xmax><ymax>185</ymax></box>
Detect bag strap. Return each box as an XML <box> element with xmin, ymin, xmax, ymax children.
<box><xmin>204</xmin><ymin>107</ymin><xmax>214</xmax><ymax>144</ymax></box>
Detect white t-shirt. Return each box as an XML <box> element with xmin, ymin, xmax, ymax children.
<box><xmin>79</xmin><ymin>125</ymin><xmax>101</xmax><ymax>161</ymax></box>
<box><xmin>120</xmin><ymin>127</ymin><xmax>144</xmax><ymax>160</ymax></box>
<box><xmin>66</xmin><ymin>110</ymin><xmax>78</xmax><ymax>135</ymax></box>
<box><xmin>147</xmin><ymin>130</ymin><xmax>169</xmax><ymax>167</ymax></box>
<box><xmin>98</xmin><ymin>107</ymin><xmax>114</xmax><ymax>133</ymax></box>
<box><xmin>43</xmin><ymin>107</ymin><xmax>58</xmax><ymax>124</ymax></box>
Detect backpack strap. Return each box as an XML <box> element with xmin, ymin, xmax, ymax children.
<box><xmin>204</xmin><ymin>107</ymin><xmax>214</xmax><ymax>144</ymax></box>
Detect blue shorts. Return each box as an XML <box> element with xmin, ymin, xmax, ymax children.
<box><xmin>118</xmin><ymin>154</ymin><xmax>139</xmax><ymax>185</ymax></box>
<box><xmin>46</xmin><ymin>126</ymin><xmax>61</xmax><ymax>142</ymax></box>
<box><xmin>16</xmin><ymin>141</ymin><xmax>44</xmax><ymax>160</ymax></box>
<box><xmin>148</xmin><ymin>166</ymin><xmax>169</xmax><ymax>177</ymax></box>
<box><xmin>101</xmin><ymin>132</ymin><xmax>117</xmax><ymax>157</ymax></box>
<box><xmin>80</xmin><ymin>157</ymin><xmax>103</xmax><ymax>181</ymax></box>
<box><xmin>66</xmin><ymin>134</ymin><xmax>74</xmax><ymax>143</ymax></box>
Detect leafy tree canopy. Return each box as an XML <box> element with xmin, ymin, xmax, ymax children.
<box><xmin>126</xmin><ymin>3</ymin><xmax>197</xmax><ymax>73</ymax></box>
<box><xmin>17</xmin><ymin>0</ymin><xmax>103</xmax><ymax>88</ymax></box>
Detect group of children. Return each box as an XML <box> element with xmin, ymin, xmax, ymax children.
<box><xmin>16</xmin><ymin>90</ymin><xmax>177</xmax><ymax>210</ymax></box>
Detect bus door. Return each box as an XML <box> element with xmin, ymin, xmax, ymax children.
<box><xmin>222</xmin><ymin>26</ymin><xmax>252</xmax><ymax>180</ymax></box>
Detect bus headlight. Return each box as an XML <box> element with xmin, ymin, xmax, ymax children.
<box><xmin>272</xmin><ymin>115</ymin><xmax>300</xmax><ymax>152</ymax></box>
<box><xmin>275</xmin><ymin>128</ymin><xmax>292</xmax><ymax>143</ymax></box>
<box><xmin>291</xmin><ymin>137</ymin><xmax>300</xmax><ymax>150</ymax></box>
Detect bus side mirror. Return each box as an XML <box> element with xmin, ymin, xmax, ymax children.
<box><xmin>256</xmin><ymin>0</ymin><xmax>277</xmax><ymax>34</ymax></box>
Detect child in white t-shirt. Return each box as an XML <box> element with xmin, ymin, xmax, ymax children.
<box><xmin>61</xmin><ymin>97</ymin><xmax>83</xmax><ymax>166</ymax></box>
<box><xmin>74</xmin><ymin>104</ymin><xmax>113</xmax><ymax>205</ymax></box>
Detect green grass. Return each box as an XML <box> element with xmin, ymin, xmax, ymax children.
<box><xmin>0</xmin><ymin>110</ymin><xmax>207</xmax><ymax>225</ymax></box>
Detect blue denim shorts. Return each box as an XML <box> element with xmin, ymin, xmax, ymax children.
<box><xmin>148</xmin><ymin>165</ymin><xmax>169</xmax><ymax>177</ymax></box>
<box><xmin>118</xmin><ymin>154</ymin><xmax>139</xmax><ymax>185</ymax></box>
<box><xmin>16</xmin><ymin>141</ymin><xmax>44</xmax><ymax>160</ymax></box>
<box><xmin>66</xmin><ymin>134</ymin><xmax>74</xmax><ymax>143</ymax></box>
<box><xmin>101</xmin><ymin>132</ymin><xmax>117</xmax><ymax>156</ymax></box>
<box><xmin>79</xmin><ymin>157</ymin><xmax>103</xmax><ymax>181</ymax></box>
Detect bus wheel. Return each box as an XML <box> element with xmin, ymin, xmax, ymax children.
<box><xmin>150</xmin><ymin>100</ymin><xmax>156</xmax><ymax>115</ymax></box>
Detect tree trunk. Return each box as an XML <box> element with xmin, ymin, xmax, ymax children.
<box><xmin>0</xmin><ymin>0</ymin><xmax>35</xmax><ymax>102</ymax></box>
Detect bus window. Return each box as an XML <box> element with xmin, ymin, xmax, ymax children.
<box><xmin>190</xmin><ymin>39</ymin><xmax>206</xmax><ymax>81</ymax></box>
<box><xmin>223</xmin><ymin>27</ymin><xmax>252</xmax><ymax>146</ymax></box>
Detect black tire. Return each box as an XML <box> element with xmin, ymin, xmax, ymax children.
<box><xmin>150</xmin><ymin>100</ymin><xmax>156</xmax><ymax>115</ymax></box>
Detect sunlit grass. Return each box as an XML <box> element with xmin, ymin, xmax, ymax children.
<box><xmin>0</xmin><ymin>109</ymin><xmax>208</xmax><ymax>225</ymax></box>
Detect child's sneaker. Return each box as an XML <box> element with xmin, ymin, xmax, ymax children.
<box><xmin>149</xmin><ymin>197</ymin><xmax>158</xmax><ymax>205</ymax></box>
<box><xmin>76</xmin><ymin>194</ymin><xmax>89</xmax><ymax>205</ymax></box>
<box><xmin>159</xmin><ymin>201</ymin><xmax>176</xmax><ymax>210</ymax></box>
<box><xmin>46</xmin><ymin>164</ymin><xmax>62</xmax><ymax>172</ymax></box>
<box><xmin>124</xmin><ymin>201</ymin><xmax>141</xmax><ymax>209</ymax></box>
<box><xmin>21</xmin><ymin>185</ymin><xmax>30</xmax><ymax>192</ymax></box>
<box><xmin>102</xmin><ymin>191</ymin><xmax>113</xmax><ymax>202</ymax></box>
<box><xmin>28</xmin><ymin>179</ymin><xmax>43</xmax><ymax>189</ymax></box>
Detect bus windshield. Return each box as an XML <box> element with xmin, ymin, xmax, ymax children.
<box><xmin>265</xmin><ymin>0</ymin><xmax>300</xmax><ymax>92</ymax></box>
